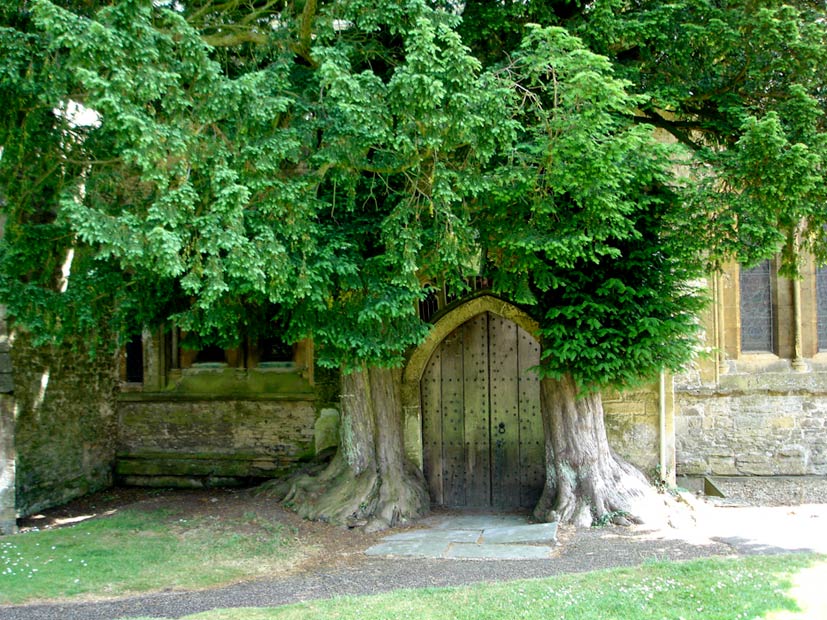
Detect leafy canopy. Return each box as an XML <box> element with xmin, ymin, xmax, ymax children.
<box><xmin>1</xmin><ymin>0</ymin><xmax>825</xmax><ymax>388</ymax></box>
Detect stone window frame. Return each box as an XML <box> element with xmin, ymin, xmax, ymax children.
<box><xmin>716</xmin><ymin>255</ymin><xmax>826</xmax><ymax>372</ymax></box>
<box><xmin>176</xmin><ymin>334</ymin><xmax>243</xmax><ymax>370</ymax></box>
<box><xmin>122</xmin><ymin>327</ymin><xmax>315</xmax><ymax>391</ymax></box>
<box><xmin>724</xmin><ymin>258</ymin><xmax>784</xmax><ymax>364</ymax></box>
<box><xmin>174</xmin><ymin>329</ymin><xmax>310</xmax><ymax>374</ymax></box>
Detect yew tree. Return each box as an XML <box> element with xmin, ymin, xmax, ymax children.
<box><xmin>461</xmin><ymin>0</ymin><xmax>827</xmax><ymax>525</ymax></box>
<box><xmin>471</xmin><ymin>26</ymin><xmax>706</xmax><ymax>526</ymax></box>
<box><xmin>1</xmin><ymin>0</ymin><xmax>511</xmax><ymax>529</ymax></box>
<box><xmin>2</xmin><ymin>0</ymin><xmax>826</xmax><ymax>529</ymax></box>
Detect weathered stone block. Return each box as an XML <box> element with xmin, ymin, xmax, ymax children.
<box><xmin>676</xmin><ymin>385</ymin><xmax>827</xmax><ymax>478</ymax></box>
<box><xmin>771</xmin><ymin>416</ymin><xmax>796</xmax><ymax>430</ymax></box>
<box><xmin>707</xmin><ymin>456</ymin><xmax>738</xmax><ymax>476</ymax></box>
<box><xmin>778</xmin><ymin>445</ymin><xmax>806</xmax><ymax>458</ymax></box>
<box><xmin>676</xmin><ymin>457</ymin><xmax>708</xmax><ymax>476</ymax></box>
<box><xmin>314</xmin><ymin>408</ymin><xmax>340</xmax><ymax>454</ymax></box>
<box><xmin>604</xmin><ymin>402</ymin><xmax>644</xmax><ymax>416</ymax></box>
<box><xmin>681</xmin><ymin>405</ymin><xmax>703</xmax><ymax>417</ymax></box>
<box><xmin>116</xmin><ymin>397</ymin><xmax>316</xmax><ymax>484</ymax></box>
<box><xmin>775</xmin><ymin>458</ymin><xmax>807</xmax><ymax>475</ymax></box>
<box><xmin>774</xmin><ymin>446</ymin><xmax>808</xmax><ymax>475</ymax></box>
<box><xmin>736</xmin><ymin>454</ymin><xmax>775</xmax><ymax>476</ymax></box>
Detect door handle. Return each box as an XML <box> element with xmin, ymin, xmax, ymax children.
<box><xmin>497</xmin><ymin>421</ymin><xmax>506</xmax><ymax>434</ymax></box>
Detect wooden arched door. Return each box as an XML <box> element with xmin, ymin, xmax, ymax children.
<box><xmin>421</xmin><ymin>312</ymin><xmax>544</xmax><ymax>509</ymax></box>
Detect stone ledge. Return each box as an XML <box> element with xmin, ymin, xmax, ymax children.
<box><xmin>115</xmin><ymin>452</ymin><xmax>292</xmax><ymax>478</ymax></box>
<box><xmin>117</xmin><ymin>391</ymin><xmax>317</xmax><ymax>402</ymax></box>
<box><xmin>676</xmin><ymin>369</ymin><xmax>827</xmax><ymax>396</ymax></box>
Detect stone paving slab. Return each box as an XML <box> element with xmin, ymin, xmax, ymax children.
<box><xmin>481</xmin><ymin>522</ymin><xmax>558</xmax><ymax>544</ymax></box>
<box><xmin>445</xmin><ymin>543</ymin><xmax>554</xmax><ymax>560</ymax></box>
<box><xmin>423</xmin><ymin>514</ymin><xmax>530</xmax><ymax>530</ymax></box>
<box><xmin>383</xmin><ymin>529</ymin><xmax>481</xmax><ymax>543</ymax></box>
<box><xmin>365</xmin><ymin>514</ymin><xmax>559</xmax><ymax>560</ymax></box>
<box><xmin>364</xmin><ymin>540</ymin><xmax>450</xmax><ymax>558</ymax></box>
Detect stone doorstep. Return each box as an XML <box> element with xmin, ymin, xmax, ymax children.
<box><xmin>364</xmin><ymin>540</ymin><xmax>452</xmax><ymax>558</ymax></box>
<box><xmin>383</xmin><ymin>529</ymin><xmax>482</xmax><ymax>543</ymax></box>
<box><xmin>481</xmin><ymin>522</ymin><xmax>559</xmax><ymax>544</ymax></box>
<box><xmin>425</xmin><ymin>514</ymin><xmax>530</xmax><ymax>530</ymax></box>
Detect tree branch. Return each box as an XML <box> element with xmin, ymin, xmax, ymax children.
<box><xmin>291</xmin><ymin>0</ymin><xmax>318</xmax><ymax>68</ymax></box>
<box><xmin>201</xmin><ymin>28</ymin><xmax>268</xmax><ymax>47</ymax></box>
<box><xmin>632</xmin><ymin>110</ymin><xmax>704</xmax><ymax>152</ymax></box>
<box><xmin>188</xmin><ymin>0</ymin><xmax>281</xmax><ymax>48</ymax></box>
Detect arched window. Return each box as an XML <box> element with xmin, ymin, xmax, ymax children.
<box><xmin>817</xmin><ymin>265</ymin><xmax>827</xmax><ymax>352</ymax></box>
<box><xmin>740</xmin><ymin>260</ymin><xmax>774</xmax><ymax>353</ymax></box>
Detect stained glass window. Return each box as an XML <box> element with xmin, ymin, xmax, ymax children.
<box><xmin>740</xmin><ymin>260</ymin><xmax>774</xmax><ymax>353</ymax></box>
<box><xmin>818</xmin><ymin>266</ymin><xmax>827</xmax><ymax>352</ymax></box>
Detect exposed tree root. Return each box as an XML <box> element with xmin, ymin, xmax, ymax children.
<box><xmin>533</xmin><ymin>374</ymin><xmax>674</xmax><ymax>528</ymax></box>
<box><xmin>282</xmin><ymin>365</ymin><xmax>428</xmax><ymax>531</ymax></box>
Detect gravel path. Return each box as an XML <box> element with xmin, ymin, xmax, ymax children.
<box><xmin>3</xmin><ymin>478</ymin><xmax>826</xmax><ymax>620</ymax></box>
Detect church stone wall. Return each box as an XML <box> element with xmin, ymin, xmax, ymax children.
<box><xmin>0</xmin><ymin>307</ymin><xmax>16</xmax><ymax>533</ymax></box>
<box><xmin>10</xmin><ymin>335</ymin><xmax>118</xmax><ymax>517</ymax></box>
<box><xmin>675</xmin><ymin>370</ymin><xmax>827</xmax><ymax>477</ymax></box>
<box><xmin>603</xmin><ymin>383</ymin><xmax>664</xmax><ymax>476</ymax></box>
<box><xmin>116</xmin><ymin>397</ymin><xmax>318</xmax><ymax>486</ymax></box>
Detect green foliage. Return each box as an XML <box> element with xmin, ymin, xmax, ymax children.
<box><xmin>1</xmin><ymin>0</ymin><xmax>826</xmax><ymax>386</ymax></box>
<box><xmin>476</xmin><ymin>25</ymin><xmax>706</xmax><ymax>388</ymax></box>
<box><xmin>591</xmin><ymin>509</ymin><xmax>629</xmax><ymax>528</ymax></box>
<box><xmin>577</xmin><ymin>0</ymin><xmax>827</xmax><ymax>273</ymax></box>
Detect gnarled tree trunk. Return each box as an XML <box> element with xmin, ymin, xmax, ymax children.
<box><xmin>533</xmin><ymin>374</ymin><xmax>669</xmax><ymax>527</ymax></box>
<box><xmin>283</xmin><ymin>364</ymin><xmax>428</xmax><ymax>531</ymax></box>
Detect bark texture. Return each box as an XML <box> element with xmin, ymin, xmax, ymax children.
<box><xmin>283</xmin><ymin>365</ymin><xmax>428</xmax><ymax>531</ymax></box>
<box><xmin>533</xmin><ymin>374</ymin><xmax>668</xmax><ymax>527</ymax></box>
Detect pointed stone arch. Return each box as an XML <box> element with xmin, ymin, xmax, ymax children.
<box><xmin>400</xmin><ymin>295</ymin><xmax>541</xmax><ymax>479</ymax></box>
<box><xmin>405</xmin><ymin>295</ymin><xmax>540</xmax><ymax>386</ymax></box>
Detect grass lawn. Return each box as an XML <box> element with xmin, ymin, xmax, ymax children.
<box><xmin>0</xmin><ymin>507</ymin><xmax>301</xmax><ymax>604</ymax></box>
<box><xmin>128</xmin><ymin>554</ymin><xmax>826</xmax><ymax>620</ymax></box>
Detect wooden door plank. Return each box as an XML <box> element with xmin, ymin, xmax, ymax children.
<box><xmin>440</xmin><ymin>329</ymin><xmax>466</xmax><ymax>506</ymax></box>
<box><xmin>488</xmin><ymin>313</ymin><xmax>521</xmax><ymax>509</ymax></box>
<box><xmin>462</xmin><ymin>313</ymin><xmax>491</xmax><ymax>507</ymax></box>
<box><xmin>517</xmin><ymin>325</ymin><xmax>544</xmax><ymax>508</ymax></box>
<box><xmin>420</xmin><ymin>349</ymin><xmax>443</xmax><ymax>505</ymax></box>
